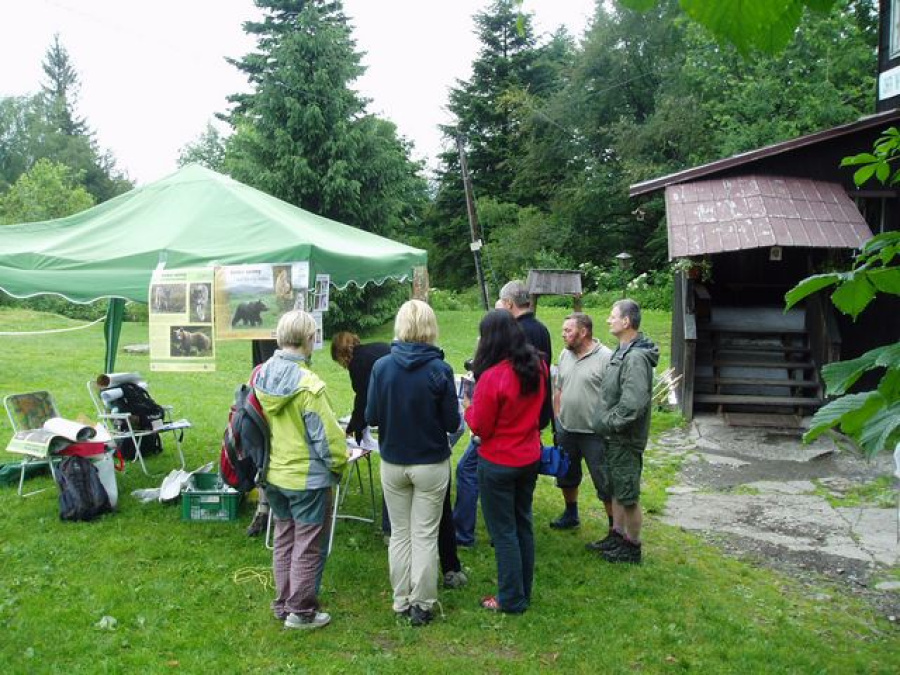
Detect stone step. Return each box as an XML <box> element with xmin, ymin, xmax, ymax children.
<box><xmin>694</xmin><ymin>394</ymin><xmax>823</xmax><ymax>406</ymax></box>
<box><xmin>695</xmin><ymin>376</ymin><xmax>820</xmax><ymax>388</ymax></box>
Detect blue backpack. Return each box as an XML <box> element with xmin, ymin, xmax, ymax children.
<box><xmin>220</xmin><ymin>368</ymin><xmax>270</xmax><ymax>493</ymax></box>
<box><xmin>56</xmin><ymin>456</ymin><xmax>112</xmax><ymax>521</ymax></box>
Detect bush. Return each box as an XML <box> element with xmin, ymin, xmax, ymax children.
<box><xmin>0</xmin><ymin>293</ymin><xmax>151</xmax><ymax>323</ymax></box>
<box><xmin>578</xmin><ymin>262</ymin><xmax>673</xmax><ymax>311</ymax></box>
<box><xmin>428</xmin><ymin>287</ymin><xmax>483</xmax><ymax>311</ymax></box>
<box><xmin>324</xmin><ymin>281</ymin><xmax>408</xmax><ymax>335</ymax></box>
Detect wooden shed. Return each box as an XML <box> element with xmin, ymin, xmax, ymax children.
<box><xmin>630</xmin><ymin>110</ymin><xmax>900</xmax><ymax>423</ymax></box>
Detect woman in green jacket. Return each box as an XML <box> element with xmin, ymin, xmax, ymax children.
<box><xmin>254</xmin><ymin>310</ymin><xmax>348</xmax><ymax>630</ymax></box>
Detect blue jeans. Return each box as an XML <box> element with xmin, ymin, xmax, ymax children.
<box><xmin>477</xmin><ymin>457</ymin><xmax>539</xmax><ymax>613</ymax></box>
<box><xmin>452</xmin><ymin>438</ymin><xmax>479</xmax><ymax>545</ymax></box>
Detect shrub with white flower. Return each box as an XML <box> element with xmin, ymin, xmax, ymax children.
<box><xmin>627</xmin><ymin>272</ymin><xmax>649</xmax><ymax>290</ymax></box>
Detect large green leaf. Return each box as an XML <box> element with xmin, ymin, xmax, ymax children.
<box><xmin>839</xmin><ymin>152</ymin><xmax>878</xmax><ymax>167</ymax></box>
<box><xmin>803</xmin><ymin>391</ymin><xmax>878</xmax><ymax>443</ymax></box>
<box><xmin>820</xmin><ymin>347</ymin><xmax>887</xmax><ymax>396</ymax></box>
<box><xmin>861</xmin><ymin>231</ymin><xmax>900</xmax><ymax>256</ymax></box>
<box><xmin>867</xmin><ymin>268</ymin><xmax>900</xmax><ymax>295</ymax></box>
<box><xmin>830</xmin><ymin>274</ymin><xmax>876</xmax><ymax>319</ymax></box>
<box><xmin>619</xmin><ymin>0</ymin><xmax>837</xmax><ymax>55</ymax></box>
<box><xmin>838</xmin><ymin>392</ymin><xmax>886</xmax><ymax>437</ymax></box>
<box><xmin>878</xmin><ymin>367</ymin><xmax>900</xmax><ymax>400</ymax></box>
<box><xmin>875</xmin><ymin>342</ymin><xmax>900</xmax><ymax>369</ymax></box>
<box><xmin>856</xmin><ymin>403</ymin><xmax>900</xmax><ymax>457</ymax></box>
<box><xmin>681</xmin><ymin>0</ymin><xmax>805</xmax><ymax>53</ymax></box>
<box><xmin>784</xmin><ymin>273</ymin><xmax>842</xmax><ymax>309</ymax></box>
<box><xmin>853</xmin><ymin>163</ymin><xmax>878</xmax><ymax>186</ymax></box>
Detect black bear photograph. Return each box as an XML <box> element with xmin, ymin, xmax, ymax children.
<box><xmin>231</xmin><ymin>299</ymin><xmax>268</xmax><ymax>327</ymax></box>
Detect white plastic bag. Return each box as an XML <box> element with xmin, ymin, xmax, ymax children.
<box><xmin>91</xmin><ymin>451</ymin><xmax>118</xmax><ymax>509</ymax></box>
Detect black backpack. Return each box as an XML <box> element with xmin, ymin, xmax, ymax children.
<box><xmin>111</xmin><ymin>382</ymin><xmax>166</xmax><ymax>459</ymax></box>
<box><xmin>220</xmin><ymin>372</ymin><xmax>270</xmax><ymax>493</ymax></box>
<box><xmin>56</xmin><ymin>456</ymin><xmax>112</xmax><ymax>521</ymax></box>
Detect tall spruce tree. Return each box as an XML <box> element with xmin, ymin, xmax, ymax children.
<box><xmin>41</xmin><ymin>33</ymin><xmax>87</xmax><ymax>137</ymax></box>
<box><xmin>424</xmin><ymin>0</ymin><xmax>565</xmax><ymax>289</ymax></box>
<box><xmin>223</xmin><ymin>0</ymin><xmax>367</xmax><ymax>223</ymax></box>
<box><xmin>444</xmin><ymin>0</ymin><xmax>547</xmax><ymax>200</ymax></box>
<box><xmin>221</xmin><ymin>0</ymin><xmax>428</xmax><ymax>330</ymax></box>
<box><xmin>34</xmin><ymin>36</ymin><xmax>130</xmax><ymax>203</ymax></box>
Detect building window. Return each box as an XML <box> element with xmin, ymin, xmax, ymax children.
<box><xmin>892</xmin><ymin>0</ymin><xmax>900</xmax><ymax>60</ymax></box>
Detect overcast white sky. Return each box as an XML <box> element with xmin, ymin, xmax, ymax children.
<box><xmin>0</xmin><ymin>0</ymin><xmax>596</xmax><ymax>185</ymax></box>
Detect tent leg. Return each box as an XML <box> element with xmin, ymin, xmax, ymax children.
<box><xmin>104</xmin><ymin>298</ymin><xmax>126</xmax><ymax>373</ymax></box>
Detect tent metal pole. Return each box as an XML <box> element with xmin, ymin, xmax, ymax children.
<box><xmin>104</xmin><ymin>298</ymin><xmax>126</xmax><ymax>373</ymax></box>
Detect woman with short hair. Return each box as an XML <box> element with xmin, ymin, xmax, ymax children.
<box><xmin>366</xmin><ymin>300</ymin><xmax>461</xmax><ymax>626</ymax></box>
<box><xmin>465</xmin><ymin>309</ymin><xmax>546</xmax><ymax>613</ymax></box>
<box><xmin>254</xmin><ymin>310</ymin><xmax>348</xmax><ymax>630</ymax></box>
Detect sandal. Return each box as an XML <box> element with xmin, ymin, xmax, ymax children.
<box><xmin>480</xmin><ymin>595</ymin><xmax>500</xmax><ymax>612</ymax></box>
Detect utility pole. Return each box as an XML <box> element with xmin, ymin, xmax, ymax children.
<box><xmin>457</xmin><ymin>135</ymin><xmax>490</xmax><ymax>311</ymax></box>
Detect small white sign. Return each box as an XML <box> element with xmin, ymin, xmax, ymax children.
<box><xmin>879</xmin><ymin>64</ymin><xmax>900</xmax><ymax>101</ymax></box>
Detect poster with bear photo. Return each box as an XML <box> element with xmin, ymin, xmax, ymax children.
<box><xmin>214</xmin><ymin>262</ymin><xmax>312</xmax><ymax>341</ymax></box>
<box><xmin>149</xmin><ymin>267</ymin><xmax>216</xmax><ymax>372</ymax></box>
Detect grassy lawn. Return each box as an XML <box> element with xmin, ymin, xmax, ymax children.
<box><xmin>0</xmin><ymin>305</ymin><xmax>896</xmax><ymax>674</ymax></box>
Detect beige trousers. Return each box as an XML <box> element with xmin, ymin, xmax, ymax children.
<box><xmin>381</xmin><ymin>458</ymin><xmax>450</xmax><ymax>612</ymax></box>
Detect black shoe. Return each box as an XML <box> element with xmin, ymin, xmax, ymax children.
<box><xmin>395</xmin><ymin>608</ymin><xmax>411</xmax><ymax>622</ymax></box>
<box><xmin>586</xmin><ymin>530</ymin><xmax>624</xmax><ymax>552</ymax></box>
<box><xmin>601</xmin><ymin>538</ymin><xmax>642</xmax><ymax>564</ymax></box>
<box><xmin>549</xmin><ymin>512</ymin><xmax>580</xmax><ymax>529</ymax></box>
<box><xmin>409</xmin><ymin>605</ymin><xmax>433</xmax><ymax>627</ymax></box>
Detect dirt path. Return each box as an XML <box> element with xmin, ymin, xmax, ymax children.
<box><xmin>655</xmin><ymin>414</ymin><xmax>899</xmax><ymax>623</ymax></box>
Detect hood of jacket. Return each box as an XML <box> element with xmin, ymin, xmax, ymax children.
<box><xmin>619</xmin><ymin>333</ymin><xmax>660</xmax><ymax>368</ymax></box>
<box><xmin>254</xmin><ymin>350</ymin><xmax>323</xmax><ymax>415</ymax></box>
<box><xmin>390</xmin><ymin>341</ymin><xmax>445</xmax><ymax>371</ymax></box>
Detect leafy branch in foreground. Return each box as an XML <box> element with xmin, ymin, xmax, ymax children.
<box><xmin>785</xmin><ymin>127</ymin><xmax>900</xmax><ymax>457</ymax></box>
<box><xmin>618</xmin><ymin>0</ymin><xmax>837</xmax><ymax>54</ymax></box>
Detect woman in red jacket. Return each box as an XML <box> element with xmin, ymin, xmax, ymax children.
<box><xmin>464</xmin><ymin>309</ymin><xmax>546</xmax><ymax>613</ymax></box>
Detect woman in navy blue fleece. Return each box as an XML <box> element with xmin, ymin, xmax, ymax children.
<box><xmin>366</xmin><ymin>300</ymin><xmax>460</xmax><ymax>626</ymax></box>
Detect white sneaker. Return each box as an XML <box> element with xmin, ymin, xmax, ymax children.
<box><xmin>284</xmin><ymin>611</ymin><xmax>331</xmax><ymax>630</ymax></box>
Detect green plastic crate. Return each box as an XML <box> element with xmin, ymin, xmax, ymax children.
<box><xmin>181</xmin><ymin>474</ymin><xmax>240</xmax><ymax>522</ymax></box>
<box><xmin>190</xmin><ymin>472</ymin><xmax>221</xmax><ymax>491</ymax></box>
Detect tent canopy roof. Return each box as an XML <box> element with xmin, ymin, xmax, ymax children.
<box><xmin>0</xmin><ymin>164</ymin><xmax>426</xmax><ymax>304</ymax></box>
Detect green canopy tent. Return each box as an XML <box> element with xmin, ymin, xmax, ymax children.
<box><xmin>0</xmin><ymin>164</ymin><xmax>427</xmax><ymax>370</ymax></box>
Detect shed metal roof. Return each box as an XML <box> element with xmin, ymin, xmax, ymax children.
<box><xmin>666</xmin><ymin>175</ymin><xmax>873</xmax><ymax>259</ymax></box>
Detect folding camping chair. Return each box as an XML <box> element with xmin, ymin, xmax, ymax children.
<box><xmin>4</xmin><ymin>391</ymin><xmax>63</xmax><ymax>497</ymax></box>
<box><xmin>86</xmin><ymin>373</ymin><xmax>190</xmax><ymax>475</ymax></box>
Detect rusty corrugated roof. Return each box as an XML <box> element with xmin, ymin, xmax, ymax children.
<box><xmin>666</xmin><ymin>176</ymin><xmax>873</xmax><ymax>259</ymax></box>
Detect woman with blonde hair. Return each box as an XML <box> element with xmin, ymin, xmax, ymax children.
<box><xmin>366</xmin><ymin>300</ymin><xmax>460</xmax><ymax>626</ymax></box>
<box><xmin>254</xmin><ymin>310</ymin><xmax>348</xmax><ymax>630</ymax></box>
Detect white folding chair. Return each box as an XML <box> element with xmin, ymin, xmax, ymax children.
<box><xmin>3</xmin><ymin>391</ymin><xmax>62</xmax><ymax>497</ymax></box>
<box><xmin>86</xmin><ymin>373</ymin><xmax>189</xmax><ymax>475</ymax></box>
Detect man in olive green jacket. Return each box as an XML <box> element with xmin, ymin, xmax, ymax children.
<box><xmin>594</xmin><ymin>299</ymin><xmax>659</xmax><ymax>564</ymax></box>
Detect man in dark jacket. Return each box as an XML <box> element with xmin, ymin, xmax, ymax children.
<box><xmin>594</xmin><ymin>299</ymin><xmax>659</xmax><ymax>564</ymax></box>
<box><xmin>498</xmin><ymin>280</ymin><xmax>553</xmax><ymax>430</ymax></box>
